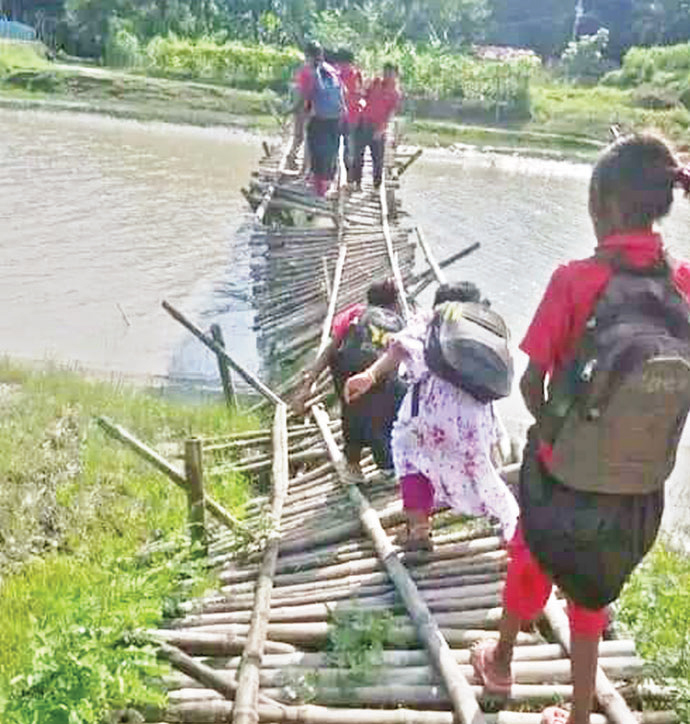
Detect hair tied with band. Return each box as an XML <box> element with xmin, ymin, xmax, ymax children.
<box><xmin>674</xmin><ymin>165</ymin><xmax>690</xmax><ymax>194</ymax></box>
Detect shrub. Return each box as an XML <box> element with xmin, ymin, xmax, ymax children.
<box><xmin>560</xmin><ymin>27</ymin><xmax>610</xmax><ymax>81</ymax></box>
<box><xmin>105</xmin><ymin>27</ymin><xmax>142</xmax><ymax>68</ymax></box>
<box><xmin>632</xmin><ymin>83</ymin><xmax>679</xmax><ymax>109</ymax></box>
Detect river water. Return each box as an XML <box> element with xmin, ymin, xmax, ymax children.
<box><xmin>2</xmin><ymin>108</ymin><xmax>688</xmax><ymax>545</ymax></box>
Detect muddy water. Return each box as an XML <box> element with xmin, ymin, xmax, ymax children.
<box><xmin>0</xmin><ymin>107</ymin><xmax>263</xmax><ymax>384</ymax></box>
<box><xmin>2</xmin><ymin>110</ymin><xmax>687</xmax><ymax>545</ymax></box>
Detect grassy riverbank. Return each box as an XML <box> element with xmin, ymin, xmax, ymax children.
<box><xmin>3</xmin><ymin>41</ymin><xmax>690</xmax><ymax>159</ymax></box>
<box><xmin>0</xmin><ymin>361</ymin><xmax>688</xmax><ymax>721</ymax></box>
<box><xmin>0</xmin><ymin>360</ymin><xmax>257</xmax><ymax>723</ymax></box>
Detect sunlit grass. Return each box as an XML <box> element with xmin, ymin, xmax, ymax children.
<box><xmin>0</xmin><ymin>360</ymin><xmax>260</xmax><ymax>723</ymax></box>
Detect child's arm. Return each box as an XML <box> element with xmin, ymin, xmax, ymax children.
<box><xmin>520</xmin><ymin>362</ymin><xmax>546</xmax><ymax>420</ymax></box>
<box><xmin>344</xmin><ymin>345</ymin><xmax>404</xmax><ymax>403</ymax></box>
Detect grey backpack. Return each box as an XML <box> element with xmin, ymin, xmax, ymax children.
<box><xmin>541</xmin><ymin>255</ymin><xmax>690</xmax><ymax>495</ymax></box>
<box><xmin>424</xmin><ymin>301</ymin><xmax>513</xmax><ymax>403</ymax></box>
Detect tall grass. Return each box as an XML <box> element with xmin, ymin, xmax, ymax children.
<box><xmin>0</xmin><ymin>360</ymin><xmax>258</xmax><ymax>723</ymax></box>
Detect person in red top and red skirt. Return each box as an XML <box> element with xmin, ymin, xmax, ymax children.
<box><xmin>349</xmin><ymin>62</ymin><xmax>401</xmax><ymax>191</ymax></box>
<box><xmin>470</xmin><ymin>133</ymin><xmax>690</xmax><ymax>724</ymax></box>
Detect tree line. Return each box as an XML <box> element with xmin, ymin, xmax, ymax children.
<box><xmin>3</xmin><ymin>0</ymin><xmax>690</xmax><ymax>62</ymax></box>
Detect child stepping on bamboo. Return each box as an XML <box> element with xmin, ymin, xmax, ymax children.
<box><xmin>472</xmin><ymin>133</ymin><xmax>690</xmax><ymax>724</ymax></box>
<box><xmin>345</xmin><ymin>282</ymin><xmax>519</xmax><ymax>551</ymax></box>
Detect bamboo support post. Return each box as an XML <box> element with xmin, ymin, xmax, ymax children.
<box><xmin>96</xmin><ymin>417</ymin><xmax>251</xmax><ymax>538</ymax></box>
<box><xmin>210</xmin><ymin>323</ymin><xmax>237</xmax><ymax>413</ymax></box>
<box><xmin>184</xmin><ymin>438</ymin><xmax>206</xmax><ymax>551</ymax></box>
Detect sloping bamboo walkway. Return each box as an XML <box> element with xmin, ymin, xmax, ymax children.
<box><xmin>143</xmin><ymin>135</ymin><xmax>677</xmax><ymax>724</ymax></box>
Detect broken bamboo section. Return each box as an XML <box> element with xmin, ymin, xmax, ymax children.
<box><xmin>311</xmin><ymin>405</ymin><xmax>486</xmax><ymax>724</ymax></box>
<box><xmin>233</xmin><ymin>403</ymin><xmax>290</xmax><ymax>724</ymax></box>
<box><xmin>162</xmin><ymin>300</ymin><xmax>284</xmax><ymax>406</ymax></box>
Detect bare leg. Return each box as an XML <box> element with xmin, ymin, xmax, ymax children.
<box><xmin>570</xmin><ymin>634</ymin><xmax>599</xmax><ymax>724</ymax></box>
<box><xmin>490</xmin><ymin>609</ymin><xmax>521</xmax><ymax>681</ymax></box>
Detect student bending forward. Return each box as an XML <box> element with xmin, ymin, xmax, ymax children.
<box><xmin>345</xmin><ymin>282</ymin><xmax>519</xmax><ymax>551</ymax></box>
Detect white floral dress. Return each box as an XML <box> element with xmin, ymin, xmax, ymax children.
<box><xmin>390</xmin><ymin>312</ymin><xmax>519</xmax><ymax>540</ymax></box>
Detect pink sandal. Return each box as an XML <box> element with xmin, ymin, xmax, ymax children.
<box><xmin>541</xmin><ymin>706</ymin><xmax>571</xmax><ymax>724</ymax></box>
<box><xmin>470</xmin><ymin>639</ymin><xmax>512</xmax><ymax>694</ymax></box>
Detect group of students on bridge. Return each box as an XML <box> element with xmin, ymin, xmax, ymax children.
<box><xmin>293</xmin><ymin>132</ymin><xmax>690</xmax><ymax>724</ymax></box>
<box><xmin>287</xmin><ymin>41</ymin><xmax>401</xmax><ymax>196</ymax></box>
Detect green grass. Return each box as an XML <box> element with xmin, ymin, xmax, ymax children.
<box><xmin>0</xmin><ymin>40</ymin><xmax>48</xmax><ymax>76</ymax></box>
<box><xmin>0</xmin><ymin>359</ymin><xmax>260</xmax><ymax>723</ymax></box>
<box><xmin>618</xmin><ymin>541</ymin><xmax>690</xmax><ymax>721</ymax></box>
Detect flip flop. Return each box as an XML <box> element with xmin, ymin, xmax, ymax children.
<box><xmin>540</xmin><ymin>706</ymin><xmax>571</xmax><ymax>724</ymax></box>
<box><xmin>469</xmin><ymin>639</ymin><xmax>512</xmax><ymax>695</ymax></box>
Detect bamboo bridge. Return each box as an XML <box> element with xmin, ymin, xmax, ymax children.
<box><xmin>101</xmin><ymin>132</ymin><xmax>679</xmax><ymax>724</ymax></box>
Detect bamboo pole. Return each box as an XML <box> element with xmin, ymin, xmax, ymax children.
<box><xmin>164</xmin><ymin>700</ymin><xmax>679</xmax><ymax>724</ymax></box>
<box><xmin>318</xmin><ymin>243</ymin><xmax>347</xmax><ymax>354</ymax></box>
<box><xmin>185</xmin><ymin>438</ymin><xmax>206</xmax><ymax>552</ymax></box>
<box><xmin>234</xmin><ymin>403</ymin><xmax>290</xmax><ymax>724</ymax></box>
<box><xmin>311</xmin><ymin>406</ymin><xmax>485</xmax><ymax>724</ymax></box>
<box><xmin>162</xmin><ymin>300</ymin><xmax>283</xmax><ymax>406</ymax></box>
<box><xmin>210</xmin><ymin>323</ymin><xmax>237</xmax><ymax>413</ymax></box>
<box><xmin>379</xmin><ymin>175</ymin><xmax>410</xmax><ymax>320</ymax></box>
<box><xmin>415</xmin><ymin>226</ymin><xmax>446</xmax><ymax>284</ymax></box>
<box><xmin>96</xmin><ymin>417</ymin><xmax>250</xmax><ymax>537</ymax></box>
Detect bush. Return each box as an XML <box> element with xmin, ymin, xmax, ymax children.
<box><xmin>104</xmin><ymin>27</ymin><xmax>142</xmax><ymax>68</ymax></box>
<box><xmin>560</xmin><ymin>27</ymin><xmax>610</xmax><ymax>81</ymax></box>
<box><xmin>632</xmin><ymin>83</ymin><xmax>680</xmax><ymax>109</ymax></box>
<box><xmin>609</xmin><ymin>42</ymin><xmax>690</xmax><ymax>89</ymax></box>
<box><xmin>144</xmin><ymin>35</ymin><xmax>302</xmax><ymax>91</ymax></box>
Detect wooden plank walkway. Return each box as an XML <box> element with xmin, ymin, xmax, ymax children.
<box><xmin>149</xmin><ymin>135</ymin><xmax>679</xmax><ymax>724</ymax></box>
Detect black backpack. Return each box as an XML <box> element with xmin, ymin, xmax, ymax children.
<box><xmin>334</xmin><ymin>306</ymin><xmax>404</xmax><ymax>385</ymax></box>
<box><xmin>424</xmin><ymin>301</ymin><xmax>513</xmax><ymax>403</ymax></box>
<box><xmin>540</xmin><ymin>254</ymin><xmax>690</xmax><ymax>495</ymax></box>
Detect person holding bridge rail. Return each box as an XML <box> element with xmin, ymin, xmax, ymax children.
<box><xmin>345</xmin><ymin>281</ymin><xmax>519</xmax><ymax>552</ymax></box>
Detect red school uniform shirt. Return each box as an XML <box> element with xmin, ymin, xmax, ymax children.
<box><xmin>335</xmin><ymin>62</ymin><xmax>363</xmax><ymax>125</ymax></box>
<box><xmin>520</xmin><ymin>230</ymin><xmax>690</xmax><ymax>464</ymax></box>
<box><xmin>361</xmin><ymin>78</ymin><xmax>401</xmax><ymax>133</ymax></box>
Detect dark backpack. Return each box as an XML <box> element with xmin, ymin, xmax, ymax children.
<box><xmin>334</xmin><ymin>306</ymin><xmax>404</xmax><ymax>387</ymax></box>
<box><xmin>541</xmin><ymin>254</ymin><xmax>690</xmax><ymax>495</ymax></box>
<box><xmin>424</xmin><ymin>301</ymin><xmax>513</xmax><ymax>403</ymax></box>
<box><xmin>312</xmin><ymin>63</ymin><xmax>343</xmax><ymax>120</ymax></box>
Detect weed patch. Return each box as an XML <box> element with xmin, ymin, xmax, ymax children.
<box><xmin>618</xmin><ymin>541</ymin><xmax>690</xmax><ymax>721</ymax></box>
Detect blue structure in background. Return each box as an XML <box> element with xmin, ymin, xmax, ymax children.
<box><xmin>0</xmin><ymin>18</ymin><xmax>37</xmax><ymax>41</ymax></box>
